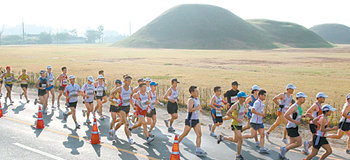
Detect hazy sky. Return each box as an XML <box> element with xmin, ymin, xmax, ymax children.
<box><xmin>1</xmin><ymin>0</ymin><xmax>349</xmax><ymax>35</ymax></box>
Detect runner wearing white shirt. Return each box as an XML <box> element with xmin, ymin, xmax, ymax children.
<box><xmin>81</xmin><ymin>76</ymin><xmax>95</xmax><ymax>124</ymax></box>
<box><xmin>243</xmin><ymin>89</ymin><xmax>269</xmax><ymax>154</ymax></box>
<box><xmin>46</xmin><ymin>65</ymin><xmax>56</xmax><ymax>109</ymax></box>
<box><xmin>145</xmin><ymin>78</ymin><xmax>151</xmax><ymax>92</ymax></box>
<box><xmin>63</xmin><ymin>75</ymin><xmax>82</xmax><ymax>129</ymax></box>
<box><xmin>266</xmin><ymin>84</ymin><xmax>296</xmax><ymax>144</ymax></box>
<box><xmin>327</xmin><ymin>94</ymin><xmax>350</xmax><ymax>154</ymax></box>
<box><xmin>279</xmin><ymin>92</ymin><xmax>307</xmax><ymax>159</ymax></box>
<box><xmin>302</xmin><ymin>92</ymin><xmax>328</xmax><ymax>155</ymax></box>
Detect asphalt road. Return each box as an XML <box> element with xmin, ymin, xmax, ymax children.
<box><xmin>0</xmin><ymin>87</ymin><xmax>348</xmax><ymax>160</ymax></box>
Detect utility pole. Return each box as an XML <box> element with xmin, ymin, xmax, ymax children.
<box><xmin>22</xmin><ymin>18</ymin><xmax>25</xmax><ymax>44</ymax></box>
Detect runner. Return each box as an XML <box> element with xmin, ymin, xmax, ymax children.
<box><xmin>113</xmin><ymin>74</ymin><xmax>135</xmax><ymax>144</ymax></box>
<box><xmin>242</xmin><ymin>85</ymin><xmax>260</xmax><ymax>146</ymax></box>
<box><xmin>57</xmin><ymin>67</ymin><xmax>68</xmax><ymax>107</ymax></box>
<box><xmin>279</xmin><ymin>92</ymin><xmax>307</xmax><ymax>159</ymax></box>
<box><xmin>93</xmin><ymin>75</ymin><xmax>107</xmax><ymax>120</ymax></box>
<box><xmin>208</xmin><ymin>86</ymin><xmax>226</xmax><ymax>137</ymax></box>
<box><xmin>63</xmin><ymin>75</ymin><xmax>81</xmax><ymax>129</ymax></box>
<box><xmin>129</xmin><ymin>83</ymin><xmax>155</xmax><ymax>144</ymax></box>
<box><xmin>217</xmin><ymin>91</ymin><xmax>248</xmax><ymax>160</ymax></box>
<box><xmin>98</xmin><ymin>70</ymin><xmax>108</xmax><ymax>106</ymax></box>
<box><xmin>34</xmin><ymin>70</ymin><xmax>49</xmax><ymax>114</ymax></box>
<box><xmin>108</xmin><ymin>79</ymin><xmax>122</xmax><ymax>138</ymax></box>
<box><xmin>46</xmin><ymin>65</ymin><xmax>56</xmax><ymax>109</ymax></box>
<box><xmin>178</xmin><ymin>86</ymin><xmax>207</xmax><ymax>157</ymax></box>
<box><xmin>302</xmin><ymin>92</ymin><xmax>328</xmax><ymax>155</ymax></box>
<box><xmin>222</xmin><ymin>81</ymin><xmax>240</xmax><ymax>121</ymax></box>
<box><xmin>81</xmin><ymin>76</ymin><xmax>95</xmax><ymax>125</ymax></box>
<box><xmin>163</xmin><ymin>78</ymin><xmax>180</xmax><ymax>133</ymax></box>
<box><xmin>0</xmin><ymin>67</ymin><xmax>4</xmax><ymax>98</ymax></box>
<box><xmin>18</xmin><ymin>69</ymin><xmax>30</xmax><ymax>103</ymax></box>
<box><xmin>305</xmin><ymin>104</ymin><xmax>338</xmax><ymax>160</ymax></box>
<box><xmin>145</xmin><ymin>78</ymin><xmax>151</xmax><ymax>92</ymax></box>
<box><xmin>3</xmin><ymin>66</ymin><xmax>15</xmax><ymax>104</ymax></box>
<box><xmin>146</xmin><ymin>81</ymin><xmax>164</xmax><ymax>137</ymax></box>
<box><xmin>266</xmin><ymin>83</ymin><xmax>296</xmax><ymax>144</ymax></box>
<box><xmin>327</xmin><ymin>93</ymin><xmax>350</xmax><ymax>154</ymax></box>
<box><xmin>242</xmin><ymin>89</ymin><xmax>269</xmax><ymax>154</ymax></box>
<box><xmin>130</xmin><ymin>78</ymin><xmax>145</xmax><ymax>123</ymax></box>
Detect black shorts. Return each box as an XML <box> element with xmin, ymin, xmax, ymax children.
<box><xmin>5</xmin><ymin>84</ymin><xmax>13</xmax><ymax>88</ymax></box>
<box><xmin>110</xmin><ymin>105</ymin><xmax>120</xmax><ymax>113</ymax></box>
<box><xmin>250</xmin><ymin>123</ymin><xmax>264</xmax><ymax>130</ymax></box>
<box><xmin>59</xmin><ymin>86</ymin><xmax>66</xmax><ymax>91</ymax></box>
<box><xmin>231</xmin><ymin>125</ymin><xmax>243</xmax><ymax>131</ymax></box>
<box><xmin>211</xmin><ymin>110</ymin><xmax>223</xmax><ymax>123</ymax></box>
<box><xmin>146</xmin><ymin>108</ymin><xmax>156</xmax><ymax>117</ymax></box>
<box><xmin>287</xmin><ymin>127</ymin><xmax>300</xmax><ymax>138</ymax></box>
<box><xmin>68</xmin><ymin>102</ymin><xmax>78</xmax><ymax>108</ymax></box>
<box><xmin>21</xmin><ymin>84</ymin><xmax>28</xmax><ymax>88</ymax></box>
<box><xmin>0</xmin><ymin>81</ymin><xmax>2</xmax><ymax>84</ymax></box>
<box><xmin>167</xmin><ymin>101</ymin><xmax>178</xmax><ymax>114</ymax></box>
<box><xmin>84</xmin><ymin>101</ymin><xmax>93</xmax><ymax>104</ymax></box>
<box><xmin>96</xmin><ymin>96</ymin><xmax>105</xmax><ymax>101</ymax></box>
<box><xmin>309</xmin><ymin>123</ymin><xmax>317</xmax><ymax>134</ymax></box>
<box><xmin>313</xmin><ymin>135</ymin><xmax>329</xmax><ymax>149</ymax></box>
<box><xmin>185</xmin><ymin>119</ymin><xmax>199</xmax><ymax>128</ymax></box>
<box><xmin>38</xmin><ymin>89</ymin><xmax>47</xmax><ymax>96</ymax></box>
<box><xmin>118</xmin><ymin>105</ymin><xmax>130</xmax><ymax>114</ymax></box>
<box><xmin>339</xmin><ymin>121</ymin><xmax>350</xmax><ymax>131</ymax></box>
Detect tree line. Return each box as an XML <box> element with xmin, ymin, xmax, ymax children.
<box><xmin>0</xmin><ymin>26</ymin><xmax>106</xmax><ymax>45</ymax></box>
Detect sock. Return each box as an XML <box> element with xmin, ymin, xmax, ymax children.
<box><xmin>196</xmin><ymin>147</ymin><xmax>200</xmax><ymax>152</ymax></box>
<box><xmin>221</xmin><ymin>136</ymin><xmax>224</xmax><ymax>141</ymax></box>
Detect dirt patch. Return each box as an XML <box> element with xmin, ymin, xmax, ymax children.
<box><xmin>201</xmin><ymin>59</ymin><xmax>284</xmax><ymax>65</ymax></box>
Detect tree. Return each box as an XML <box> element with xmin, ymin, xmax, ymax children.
<box><xmin>55</xmin><ymin>32</ymin><xmax>71</xmax><ymax>43</ymax></box>
<box><xmin>38</xmin><ymin>32</ymin><xmax>52</xmax><ymax>44</ymax></box>
<box><xmin>98</xmin><ymin>25</ymin><xmax>104</xmax><ymax>43</ymax></box>
<box><xmin>85</xmin><ymin>30</ymin><xmax>100</xmax><ymax>43</ymax></box>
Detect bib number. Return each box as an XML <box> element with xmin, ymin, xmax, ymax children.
<box><xmin>216</xmin><ymin>109</ymin><xmax>222</xmax><ymax>117</ymax></box>
<box><xmin>231</xmin><ymin>96</ymin><xmax>238</xmax><ymax>103</ymax></box>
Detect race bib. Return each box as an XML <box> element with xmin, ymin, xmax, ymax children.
<box><xmin>22</xmin><ymin>80</ymin><xmax>28</xmax><ymax>84</ymax></box>
<box><xmin>70</xmin><ymin>92</ymin><xmax>78</xmax><ymax>98</ymax></box>
<box><xmin>62</xmin><ymin>80</ymin><xmax>68</xmax><ymax>85</ymax></box>
<box><xmin>216</xmin><ymin>109</ymin><xmax>222</xmax><ymax>117</ymax></box>
<box><xmin>42</xmin><ymin>84</ymin><xmax>47</xmax><ymax>88</ymax></box>
<box><xmin>231</xmin><ymin>96</ymin><xmax>238</xmax><ymax>103</ymax></box>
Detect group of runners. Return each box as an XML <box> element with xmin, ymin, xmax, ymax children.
<box><xmin>1</xmin><ymin>65</ymin><xmax>349</xmax><ymax>160</ymax></box>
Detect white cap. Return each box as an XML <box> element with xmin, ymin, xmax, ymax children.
<box><xmin>322</xmin><ymin>104</ymin><xmax>336</xmax><ymax>112</ymax></box>
<box><xmin>251</xmin><ymin>85</ymin><xmax>261</xmax><ymax>91</ymax></box>
<box><xmin>68</xmin><ymin>75</ymin><xmax>75</xmax><ymax>80</ymax></box>
<box><xmin>316</xmin><ymin>92</ymin><xmax>328</xmax><ymax>98</ymax></box>
<box><xmin>145</xmin><ymin>78</ymin><xmax>151</xmax><ymax>82</ymax></box>
<box><xmin>98</xmin><ymin>75</ymin><xmax>104</xmax><ymax>79</ymax></box>
<box><xmin>296</xmin><ymin>92</ymin><xmax>307</xmax><ymax>98</ymax></box>
<box><xmin>286</xmin><ymin>83</ymin><xmax>296</xmax><ymax>90</ymax></box>
<box><xmin>47</xmin><ymin>65</ymin><xmax>52</xmax><ymax>69</ymax></box>
<box><xmin>347</xmin><ymin>93</ymin><xmax>350</xmax><ymax>99</ymax></box>
<box><xmin>87</xmin><ymin>76</ymin><xmax>94</xmax><ymax>82</ymax></box>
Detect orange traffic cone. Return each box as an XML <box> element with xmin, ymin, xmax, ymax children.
<box><xmin>0</xmin><ymin>102</ymin><xmax>3</xmax><ymax>118</ymax></box>
<box><xmin>90</xmin><ymin>117</ymin><xmax>100</xmax><ymax>144</ymax></box>
<box><xmin>36</xmin><ymin>105</ymin><xmax>44</xmax><ymax>129</ymax></box>
<box><xmin>170</xmin><ymin>134</ymin><xmax>180</xmax><ymax>160</ymax></box>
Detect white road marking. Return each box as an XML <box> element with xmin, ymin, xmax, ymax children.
<box><xmin>13</xmin><ymin>143</ymin><xmax>65</xmax><ymax>160</ymax></box>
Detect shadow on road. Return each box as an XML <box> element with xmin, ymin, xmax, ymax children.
<box><xmin>62</xmin><ymin>124</ymin><xmax>84</xmax><ymax>155</ymax></box>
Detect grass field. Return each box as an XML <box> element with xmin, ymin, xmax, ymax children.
<box><xmin>1</xmin><ymin>44</ymin><xmax>350</xmax><ymax>123</ymax></box>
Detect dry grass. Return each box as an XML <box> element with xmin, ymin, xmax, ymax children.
<box><xmin>1</xmin><ymin>44</ymin><xmax>350</xmax><ymax>123</ymax></box>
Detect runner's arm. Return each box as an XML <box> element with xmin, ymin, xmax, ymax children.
<box><xmin>305</xmin><ymin>104</ymin><xmax>317</xmax><ymax>119</ymax></box>
<box><xmin>284</xmin><ymin>105</ymin><xmax>299</xmax><ymax>125</ymax></box>
<box><xmin>272</xmin><ymin>93</ymin><xmax>283</xmax><ymax>106</ymax></box>
<box><xmin>342</xmin><ymin>105</ymin><xmax>350</xmax><ymax>119</ymax></box>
